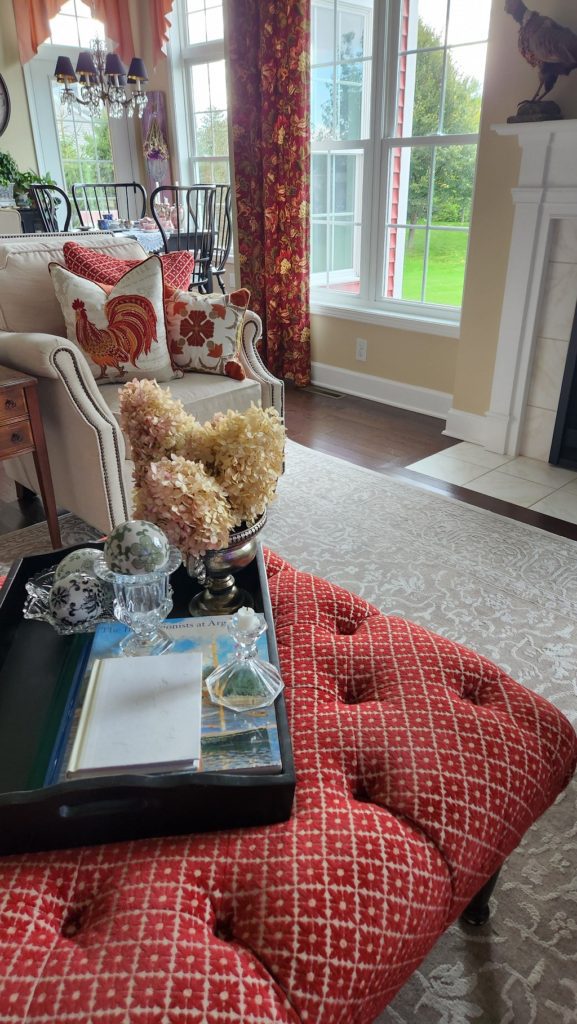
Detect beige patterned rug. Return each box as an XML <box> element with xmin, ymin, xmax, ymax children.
<box><xmin>0</xmin><ymin>441</ymin><xmax>575</xmax><ymax>1023</ymax></box>
<box><xmin>0</xmin><ymin>514</ymin><xmax>102</xmax><ymax>578</ymax></box>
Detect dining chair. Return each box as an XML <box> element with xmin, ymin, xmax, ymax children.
<box><xmin>71</xmin><ymin>181</ymin><xmax>147</xmax><ymax>228</ymax></box>
<box><xmin>150</xmin><ymin>184</ymin><xmax>217</xmax><ymax>292</ymax></box>
<box><xmin>211</xmin><ymin>184</ymin><xmax>233</xmax><ymax>293</ymax></box>
<box><xmin>28</xmin><ymin>184</ymin><xmax>72</xmax><ymax>232</ymax></box>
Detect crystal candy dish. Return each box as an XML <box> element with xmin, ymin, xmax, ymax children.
<box><xmin>23</xmin><ymin>566</ymin><xmax>115</xmax><ymax>636</ymax></box>
<box><xmin>94</xmin><ymin>547</ymin><xmax>182</xmax><ymax>656</ymax></box>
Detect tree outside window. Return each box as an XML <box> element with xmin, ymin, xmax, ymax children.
<box><xmin>311</xmin><ymin>0</ymin><xmax>491</xmax><ymax>318</ymax></box>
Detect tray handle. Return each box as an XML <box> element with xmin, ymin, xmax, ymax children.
<box><xmin>59</xmin><ymin>795</ymin><xmax>159</xmax><ymax>819</ymax></box>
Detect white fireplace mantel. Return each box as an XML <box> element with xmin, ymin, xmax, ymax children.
<box><xmin>483</xmin><ymin>119</ymin><xmax>577</xmax><ymax>456</ymax></box>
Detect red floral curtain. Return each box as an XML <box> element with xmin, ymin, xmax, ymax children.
<box><xmin>226</xmin><ymin>0</ymin><xmax>311</xmax><ymax>387</ymax></box>
<box><xmin>13</xmin><ymin>0</ymin><xmax>173</xmax><ymax>70</ymax></box>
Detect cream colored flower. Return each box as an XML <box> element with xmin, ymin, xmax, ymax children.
<box><xmin>135</xmin><ymin>456</ymin><xmax>233</xmax><ymax>558</ymax></box>
<box><xmin>207</xmin><ymin>404</ymin><xmax>285</xmax><ymax>527</ymax></box>
<box><xmin>119</xmin><ymin>381</ymin><xmax>286</xmax><ymax>556</ymax></box>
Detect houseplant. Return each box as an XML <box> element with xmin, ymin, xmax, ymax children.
<box><xmin>0</xmin><ymin>151</ymin><xmax>18</xmax><ymax>205</ymax></box>
<box><xmin>0</xmin><ymin>151</ymin><xmax>59</xmax><ymax>208</ymax></box>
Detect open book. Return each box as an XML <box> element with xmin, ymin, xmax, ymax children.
<box><xmin>66</xmin><ymin>651</ymin><xmax>202</xmax><ymax>778</ymax></box>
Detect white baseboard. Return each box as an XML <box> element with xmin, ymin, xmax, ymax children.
<box><xmin>443</xmin><ymin>407</ymin><xmax>491</xmax><ymax>446</ymax></box>
<box><xmin>311</xmin><ymin>362</ymin><xmax>452</xmax><ymax>420</ymax></box>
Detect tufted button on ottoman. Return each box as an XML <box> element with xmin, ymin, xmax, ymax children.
<box><xmin>0</xmin><ymin>550</ymin><xmax>575</xmax><ymax>1024</ymax></box>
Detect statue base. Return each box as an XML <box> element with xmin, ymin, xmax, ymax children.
<box><xmin>507</xmin><ymin>100</ymin><xmax>563</xmax><ymax>123</ymax></box>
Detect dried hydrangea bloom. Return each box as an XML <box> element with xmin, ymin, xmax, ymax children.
<box><xmin>134</xmin><ymin>455</ymin><xmax>234</xmax><ymax>558</ymax></box>
<box><xmin>119</xmin><ymin>378</ymin><xmax>208</xmax><ymax>486</ymax></box>
<box><xmin>119</xmin><ymin>380</ymin><xmax>286</xmax><ymax>550</ymax></box>
<box><xmin>207</xmin><ymin>404</ymin><xmax>285</xmax><ymax>526</ymax></box>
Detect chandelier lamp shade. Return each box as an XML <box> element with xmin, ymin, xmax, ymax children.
<box><xmin>54</xmin><ymin>39</ymin><xmax>148</xmax><ymax>119</ymax></box>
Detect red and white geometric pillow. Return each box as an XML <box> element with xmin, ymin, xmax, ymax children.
<box><xmin>165</xmin><ymin>287</ymin><xmax>250</xmax><ymax>380</ymax></box>
<box><xmin>62</xmin><ymin>240</ymin><xmax>195</xmax><ymax>292</ymax></box>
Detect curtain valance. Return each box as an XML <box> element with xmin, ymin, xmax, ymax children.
<box><xmin>12</xmin><ymin>0</ymin><xmax>173</xmax><ymax>71</ymax></box>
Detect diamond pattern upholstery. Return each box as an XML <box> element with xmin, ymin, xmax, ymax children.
<box><xmin>1</xmin><ymin>550</ymin><xmax>575</xmax><ymax>1023</ymax></box>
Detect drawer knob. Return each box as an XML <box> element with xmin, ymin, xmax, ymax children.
<box><xmin>4</xmin><ymin>399</ymin><xmax>16</xmax><ymax>410</ymax></box>
<box><xmin>11</xmin><ymin>432</ymin><xmax>23</xmax><ymax>444</ymax></box>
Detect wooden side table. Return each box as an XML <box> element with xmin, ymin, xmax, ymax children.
<box><xmin>0</xmin><ymin>366</ymin><xmax>61</xmax><ymax>549</ymax></box>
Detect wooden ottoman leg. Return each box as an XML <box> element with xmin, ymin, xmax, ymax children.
<box><xmin>461</xmin><ymin>868</ymin><xmax>501</xmax><ymax>926</ymax></box>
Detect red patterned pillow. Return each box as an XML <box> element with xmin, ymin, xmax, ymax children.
<box><xmin>165</xmin><ymin>288</ymin><xmax>249</xmax><ymax>380</ymax></box>
<box><xmin>63</xmin><ymin>241</ymin><xmax>195</xmax><ymax>292</ymax></box>
<box><xmin>49</xmin><ymin>256</ymin><xmax>181</xmax><ymax>386</ymax></box>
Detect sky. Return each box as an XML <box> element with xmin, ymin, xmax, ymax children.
<box><xmin>417</xmin><ymin>0</ymin><xmax>492</xmax><ymax>83</ymax></box>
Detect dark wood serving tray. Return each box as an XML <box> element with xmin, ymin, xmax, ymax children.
<box><xmin>0</xmin><ymin>543</ymin><xmax>295</xmax><ymax>855</ymax></box>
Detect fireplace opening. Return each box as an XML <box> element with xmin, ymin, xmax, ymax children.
<box><xmin>550</xmin><ymin>302</ymin><xmax>577</xmax><ymax>469</ymax></box>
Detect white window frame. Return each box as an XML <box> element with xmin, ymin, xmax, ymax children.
<box><xmin>311</xmin><ymin>0</ymin><xmax>487</xmax><ymax>337</ymax></box>
<box><xmin>167</xmin><ymin>0</ymin><xmax>230</xmax><ymax>186</ymax></box>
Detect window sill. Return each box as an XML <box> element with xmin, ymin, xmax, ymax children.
<box><xmin>309</xmin><ymin>300</ymin><xmax>461</xmax><ymax>339</ymax></box>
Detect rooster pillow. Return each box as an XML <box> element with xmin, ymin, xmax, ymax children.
<box><xmin>49</xmin><ymin>256</ymin><xmax>181</xmax><ymax>386</ymax></box>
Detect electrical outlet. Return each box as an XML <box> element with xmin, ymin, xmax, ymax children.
<box><xmin>355</xmin><ymin>337</ymin><xmax>368</xmax><ymax>362</ymax></box>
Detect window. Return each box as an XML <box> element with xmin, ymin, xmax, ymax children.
<box><xmin>25</xmin><ymin>0</ymin><xmax>139</xmax><ymax>223</ymax></box>
<box><xmin>311</xmin><ymin>0</ymin><xmax>491</xmax><ymax>326</ymax></box>
<box><xmin>47</xmin><ymin>1</ymin><xmax>115</xmax><ymax>207</ymax></box>
<box><xmin>170</xmin><ymin>0</ymin><xmax>230</xmax><ymax>186</ymax></box>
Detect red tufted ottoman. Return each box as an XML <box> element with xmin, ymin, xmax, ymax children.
<box><xmin>1</xmin><ymin>550</ymin><xmax>576</xmax><ymax>1023</ymax></box>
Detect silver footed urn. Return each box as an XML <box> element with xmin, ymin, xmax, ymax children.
<box><xmin>187</xmin><ymin>512</ymin><xmax>266</xmax><ymax>615</ymax></box>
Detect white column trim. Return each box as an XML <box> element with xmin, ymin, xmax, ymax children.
<box><xmin>481</xmin><ymin>121</ymin><xmax>577</xmax><ymax>456</ymax></box>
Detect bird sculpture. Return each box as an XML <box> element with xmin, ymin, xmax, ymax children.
<box><xmin>505</xmin><ymin>0</ymin><xmax>577</xmax><ymax>102</ymax></box>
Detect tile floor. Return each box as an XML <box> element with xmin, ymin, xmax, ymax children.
<box><xmin>407</xmin><ymin>442</ymin><xmax>577</xmax><ymax>525</ymax></box>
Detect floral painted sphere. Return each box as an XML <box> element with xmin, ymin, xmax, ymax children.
<box><xmin>49</xmin><ymin>573</ymin><xmax>105</xmax><ymax>627</ymax></box>
<box><xmin>54</xmin><ymin>547</ymin><xmax>102</xmax><ymax>583</ymax></box>
<box><xmin>104</xmin><ymin>520</ymin><xmax>171</xmax><ymax>575</ymax></box>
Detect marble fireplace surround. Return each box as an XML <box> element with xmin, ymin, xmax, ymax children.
<box><xmin>446</xmin><ymin>120</ymin><xmax>577</xmax><ymax>462</ymax></box>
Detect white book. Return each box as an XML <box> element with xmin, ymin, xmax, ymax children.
<box><xmin>66</xmin><ymin>652</ymin><xmax>203</xmax><ymax>778</ymax></box>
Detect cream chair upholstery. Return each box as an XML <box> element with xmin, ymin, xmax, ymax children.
<box><xmin>0</xmin><ymin>210</ymin><xmax>22</xmax><ymax>234</ymax></box>
<box><xmin>0</xmin><ymin>232</ymin><xmax>283</xmax><ymax>533</ymax></box>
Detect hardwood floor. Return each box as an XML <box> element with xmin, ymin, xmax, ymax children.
<box><xmin>285</xmin><ymin>384</ymin><xmax>457</xmax><ymax>470</ymax></box>
<box><xmin>285</xmin><ymin>385</ymin><xmax>577</xmax><ymax>541</ymax></box>
<box><xmin>1</xmin><ymin>385</ymin><xmax>576</xmax><ymax>542</ymax></box>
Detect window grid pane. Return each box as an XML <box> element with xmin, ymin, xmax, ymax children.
<box><xmin>190</xmin><ymin>61</ymin><xmax>229</xmax><ymax>169</ymax></box>
<box><xmin>187</xmin><ymin>0</ymin><xmax>223</xmax><ymax>44</ymax></box>
<box><xmin>53</xmin><ymin>84</ymin><xmax>114</xmax><ymax>222</ymax></box>
<box><xmin>379</xmin><ymin>1</ymin><xmax>489</xmax><ymax>310</ymax></box>
<box><xmin>311</xmin><ymin>150</ymin><xmax>362</xmax><ymax>294</ymax></box>
<box><xmin>311</xmin><ymin>0</ymin><xmax>373</xmax><ymax>143</ymax></box>
<box><xmin>192</xmin><ymin>160</ymin><xmax>229</xmax><ymax>185</ymax></box>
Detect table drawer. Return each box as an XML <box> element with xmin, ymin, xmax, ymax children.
<box><xmin>0</xmin><ymin>419</ymin><xmax>33</xmax><ymax>455</ymax></box>
<box><xmin>0</xmin><ymin>386</ymin><xmax>27</xmax><ymax>424</ymax></box>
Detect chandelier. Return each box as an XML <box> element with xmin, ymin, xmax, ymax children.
<box><xmin>54</xmin><ymin>39</ymin><xmax>148</xmax><ymax>119</ymax></box>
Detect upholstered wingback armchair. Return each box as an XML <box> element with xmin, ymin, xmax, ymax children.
<box><xmin>0</xmin><ymin>233</ymin><xmax>283</xmax><ymax>534</ymax></box>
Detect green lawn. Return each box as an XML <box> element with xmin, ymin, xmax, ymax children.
<box><xmin>401</xmin><ymin>228</ymin><xmax>468</xmax><ymax>306</ymax></box>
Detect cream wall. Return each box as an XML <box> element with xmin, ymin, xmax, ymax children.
<box><xmin>0</xmin><ymin>2</ymin><xmax>38</xmax><ymax>171</ymax></box>
<box><xmin>313</xmin><ymin>1</ymin><xmax>577</xmax><ymax>415</ymax></box>
<box><xmin>453</xmin><ymin>0</ymin><xmax>577</xmax><ymax>417</ymax></box>
<box><xmin>311</xmin><ymin>314</ymin><xmax>457</xmax><ymax>394</ymax></box>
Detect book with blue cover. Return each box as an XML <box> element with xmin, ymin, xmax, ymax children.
<box><xmin>46</xmin><ymin>616</ymin><xmax>282</xmax><ymax>783</ymax></box>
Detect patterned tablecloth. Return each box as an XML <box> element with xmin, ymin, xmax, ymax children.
<box><xmin>73</xmin><ymin>227</ymin><xmax>167</xmax><ymax>254</ymax></box>
<box><xmin>123</xmin><ymin>228</ymin><xmax>165</xmax><ymax>253</ymax></box>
